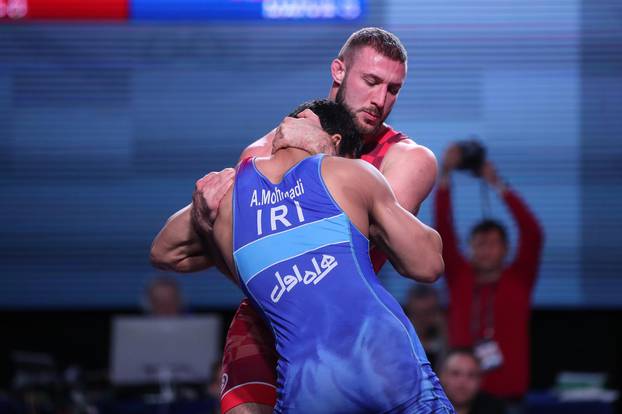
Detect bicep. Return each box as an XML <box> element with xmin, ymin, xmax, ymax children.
<box><xmin>364</xmin><ymin>166</ymin><xmax>412</xmax><ymax>245</ymax></box>
<box><xmin>366</xmin><ymin>169</ymin><xmax>442</xmax><ymax>281</ymax></box>
<box><xmin>382</xmin><ymin>145</ymin><xmax>437</xmax><ymax>215</ymax></box>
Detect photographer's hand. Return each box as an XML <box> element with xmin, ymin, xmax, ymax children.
<box><xmin>481</xmin><ymin>160</ymin><xmax>507</xmax><ymax>193</ymax></box>
<box><xmin>441</xmin><ymin>144</ymin><xmax>461</xmax><ymax>174</ymax></box>
<box><xmin>440</xmin><ymin>144</ymin><xmax>461</xmax><ymax>186</ymax></box>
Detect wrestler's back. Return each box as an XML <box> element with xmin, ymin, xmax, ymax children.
<box><xmin>229</xmin><ymin>154</ymin><xmax>449</xmax><ymax>413</ymax></box>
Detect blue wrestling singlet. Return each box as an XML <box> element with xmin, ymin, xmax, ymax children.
<box><xmin>232</xmin><ymin>154</ymin><xmax>453</xmax><ymax>414</ymax></box>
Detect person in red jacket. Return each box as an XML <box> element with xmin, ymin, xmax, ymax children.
<box><xmin>434</xmin><ymin>144</ymin><xmax>544</xmax><ymax>409</ymax></box>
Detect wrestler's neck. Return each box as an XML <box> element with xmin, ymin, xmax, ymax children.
<box><xmin>272</xmin><ymin>146</ymin><xmax>312</xmax><ymax>160</ymax></box>
<box><xmin>256</xmin><ymin>147</ymin><xmax>312</xmax><ymax>182</ymax></box>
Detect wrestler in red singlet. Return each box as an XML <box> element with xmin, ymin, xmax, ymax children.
<box><xmin>220</xmin><ymin>127</ymin><xmax>409</xmax><ymax>413</ymax></box>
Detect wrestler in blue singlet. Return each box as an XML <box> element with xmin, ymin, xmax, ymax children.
<box><xmin>232</xmin><ymin>154</ymin><xmax>453</xmax><ymax>413</ymax></box>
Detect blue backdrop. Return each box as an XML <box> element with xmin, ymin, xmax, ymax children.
<box><xmin>0</xmin><ymin>0</ymin><xmax>620</xmax><ymax>308</ymax></box>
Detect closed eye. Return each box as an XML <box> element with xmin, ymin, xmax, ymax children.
<box><xmin>363</xmin><ymin>74</ymin><xmax>382</xmax><ymax>86</ymax></box>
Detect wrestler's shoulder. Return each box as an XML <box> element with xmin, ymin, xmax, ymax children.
<box><xmin>383</xmin><ymin>137</ymin><xmax>437</xmax><ymax>172</ymax></box>
<box><xmin>386</xmin><ymin>134</ymin><xmax>434</xmax><ymax>159</ymax></box>
<box><xmin>240</xmin><ymin>129</ymin><xmax>277</xmax><ymax>159</ymax></box>
<box><xmin>324</xmin><ymin>155</ymin><xmax>371</xmax><ymax>168</ymax></box>
<box><xmin>323</xmin><ymin>156</ymin><xmax>381</xmax><ymax>181</ymax></box>
<box><xmin>380</xmin><ymin>125</ymin><xmax>435</xmax><ymax>163</ymax></box>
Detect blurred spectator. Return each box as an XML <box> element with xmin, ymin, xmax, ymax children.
<box><xmin>439</xmin><ymin>348</ymin><xmax>506</xmax><ymax>414</ymax></box>
<box><xmin>434</xmin><ymin>144</ymin><xmax>544</xmax><ymax>407</ymax></box>
<box><xmin>144</xmin><ymin>276</ymin><xmax>183</xmax><ymax>316</ymax></box>
<box><xmin>403</xmin><ymin>284</ymin><xmax>447</xmax><ymax>369</ymax></box>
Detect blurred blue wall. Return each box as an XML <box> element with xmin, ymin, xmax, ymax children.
<box><xmin>0</xmin><ymin>0</ymin><xmax>620</xmax><ymax>308</ymax></box>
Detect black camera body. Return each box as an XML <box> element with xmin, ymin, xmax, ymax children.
<box><xmin>456</xmin><ymin>139</ymin><xmax>486</xmax><ymax>176</ymax></box>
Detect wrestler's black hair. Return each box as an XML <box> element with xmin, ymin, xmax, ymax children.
<box><xmin>469</xmin><ymin>219</ymin><xmax>508</xmax><ymax>244</ymax></box>
<box><xmin>289</xmin><ymin>99</ymin><xmax>363</xmax><ymax>158</ymax></box>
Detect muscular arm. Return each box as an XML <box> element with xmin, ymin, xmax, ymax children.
<box><xmin>149</xmin><ymin>132</ymin><xmax>275</xmax><ymax>273</ymax></box>
<box><xmin>380</xmin><ymin>141</ymin><xmax>438</xmax><ymax>215</ymax></box>
<box><xmin>149</xmin><ymin>120</ymin><xmax>333</xmax><ymax>273</ymax></box>
<box><xmin>358</xmin><ymin>161</ymin><xmax>444</xmax><ymax>282</ymax></box>
<box><xmin>150</xmin><ymin>204</ymin><xmax>215</xmax><ymax>273</ymax></box>
<box><xmin>364</xmin><ymin>141</ymin><xmax>439</xmax><ymax>272</ymax></box>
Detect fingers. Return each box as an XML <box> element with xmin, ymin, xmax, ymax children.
<box><xmin>195</xmin><ymin>172</ymin><xmax>219</xmax><ymax>193</ymax></box>
<box><xmin>283</xmin><ymin>110</ymin><xmax>322</xmax><ymax>130</ymax></box>
<box><xmin>195</xmin><ymin>168</ymin><xmax>235</xmax><ymax>191</ymax></box>
<box><xmin>441</xmin><ymin>146</ymin><xmax>461</xmax><ymax>173</ymax></box>
<box><xmin>195</xmin><ymin>169</ymin><xmax>234</xmax><ymax>203</ymax></box>
<box><xmin>444</xmin><ymin>145</ymin><xmax>460</xmax><ymax>160</ymax></box>
<box><xmin>295</xmin><ymin>109</ymin><xmax>322</xmax><ymax>128</ymax></box>
<box><xmin>192</xmin><ymin>168</ymin><xmax>235</xmax><ymax>229</ymax></box>
<box><xmin>296</xmin><ymin>108</ymin><xmax>320</xmax><ymax>120</ymax></box>
<box><xmin>210</xmin><ymin>169</ymin><xmax>235</xmax><ymax>205</ymax></box>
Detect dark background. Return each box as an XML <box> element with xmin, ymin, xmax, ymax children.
<box><xmin>2</xmin><ymin>308</ymin><xmax>620</xmax><ymax>393</ymax></box>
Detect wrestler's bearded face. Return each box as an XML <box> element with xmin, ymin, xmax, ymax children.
<box><xmin>335</xmin><ymin>46</ymin><xmax>406</xmax><ymax>138</ymax></box>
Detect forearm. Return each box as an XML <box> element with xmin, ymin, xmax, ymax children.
<box><xmin>173</xmin><ymin>254</ymin><xmax>213</xmax><ymax>274</ymax></box>
<box><xmin>434</xmin><ymin>179</ymin><xmax>463</xmax><ymax>260</ymax></box>
<box><xmin>501</xmin><ymin>187</ymin><xmax>544</xmax><ymax>271</ymax></box>
<box><xmin>271</xmin><ymin>112</ymin><xmax>335</xmax><ymax>156</ymax></box>
<box><xmin>371</xmin><ymin>204</ymin><xmax>444</xmax><ymax>283</ymax></box>
<box><xmin>150</xmin><ymin>204</ymin><xmax>214</xmax><ymax>273</ymax></box>
<box><xmin>502</xmin><ymin>188</ymin><xmax>543</xmax><ymax>240</ymax></box>
<box><xmin>400</xmin><ymin>223</ymin><xmax>444</xmax><ymax>282</ymax></box>
<box><xmin>150</xmin><ymin>133</ymin><xmax>267</xmax><ymax>274</ymax></box>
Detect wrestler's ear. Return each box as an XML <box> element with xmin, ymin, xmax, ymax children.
<box><xmin>330</xmin><ymin>133</ymin><xmax>342</xmax><ymax>152</ymax></box>
<box><xmin>331</xmin><ymin>58</ymin><xmax>346</xmax><ymax>85</ymax></box>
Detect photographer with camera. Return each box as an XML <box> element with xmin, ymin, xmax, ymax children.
<box><xmin>434</xmin><ymin>142</ymin><xmax>544</xmax><ymax>412</ymax></box>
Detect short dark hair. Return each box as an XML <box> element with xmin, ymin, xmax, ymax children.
<box><xmin>469</xmin><ymin>219</ymin><xmax>508</xmax><ymax>244</ymax></box>
<box><xmin>289</xmin><ymin>99</ymin><xmax>363</xmax><ymax>158</ymax></box>
<box><xmin>440</xmin><ymin>347</ymin><xmax>480</xmax><ymax>372</ymax></box>
<box><xmin>338</xmin><ymin>27</ymin><xmax>407</xmax><ymax>65</ymax></box>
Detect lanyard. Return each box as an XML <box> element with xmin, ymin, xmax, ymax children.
<box><xmin>471</xmin><ymin>283</ymin><xmax>496</xmax><ymax>340</ymax></box>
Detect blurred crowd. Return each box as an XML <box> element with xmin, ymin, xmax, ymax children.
<box><xmin>404</xmin><ymin>141</ymin><xmax>544</xmax><ymax>414</ymax></box>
